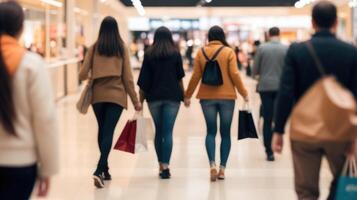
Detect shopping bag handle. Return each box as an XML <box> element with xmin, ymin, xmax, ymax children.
<box><xmin>242</xmin><ymin>102</ymin><xmax>251</xmax><ymax>112</ymax></box>
<box><xmin>342</xmin><ymin>155</ymin><xmax>357</xmax><ymax>177</ymax></box>
<box><xmin>351</xmin><ymin>155</ymin><xmax>357</xmax><ymax>176</ymax></box>
<box><xmin>133</xmin><ymin>111</ymin><xmax>144</xmax><ymax>120</ymax></box>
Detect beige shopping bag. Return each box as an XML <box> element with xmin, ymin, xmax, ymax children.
<box><xmin>289</xmin><ymin>43</ymin><xmax>357</xmax><ymax>142</ymax></box>
<box><xmin>76</xmin><ymin>80</ymin><xmax>93</xmax><ymax>114</ymax></box>
<box><xmin>76</xmin><ymin>45</ymin><xmax>95</xmax><ymax>114</ymax></box>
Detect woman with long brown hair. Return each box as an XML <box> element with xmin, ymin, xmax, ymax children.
<box><xmin>79</xmin><ymin>16</ymin><xmax>141</xmax><ymax>188</ymax></box>
<box><xmin>0</xmin><ymin>1</ymin><xmax>59</xmax><ymax>199</ymax></box>
<box><xmin>137</xmin><ymin>26</ymin><xmax>185</xmax><ymax>179</ymax></box>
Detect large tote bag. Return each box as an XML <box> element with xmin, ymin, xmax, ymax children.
<box><xmin>238</xmin><ymin>103</ymin><xmax>258</xmax><ymax>140</ymax></box>
<box><xmin>76</xmin><ymin>46</ymin><xmax>95</xmax><ymax>114</ymax></box>
<box><xmin>336</xmin><ymin>155</ymin><xmax>357</xmax><ymax>200</ymax></box>
<box><xmin>290</xmin><ymin>42</ymin><xmax>357</xmax><ymax>142</ymax></box>
<box><xmin>76</xmin><ymin>80</ymin><xmax>93</xmax><ymax>114</ymax></box>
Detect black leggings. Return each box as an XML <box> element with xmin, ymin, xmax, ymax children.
<box><xmin>92</xmin><ymin>103</ymin><xmax>123</xmax><ymax>175</ymax></box>
<box><xmin>0</xmin><ymin>164</ymin><xmax>37</xmax><ymax>200</ymax></box>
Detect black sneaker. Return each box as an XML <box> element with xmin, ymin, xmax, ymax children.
<box><xmin>93</xmin><ymin>173</ymin><xmax>105</xmax><ymax>188</ymax></box>
<box><xmin>160</xmin><ymin>169</ymin><xmax>171</xmax><ymax>179</ymax></box>
<box><xmin>267</xmin><ymin>154</ymin><xmax>275</xmax><ymax>162</ymax></box>
<box><xmin>103</xmin><ymin>171</ymin><xmax>112</xmax><ymax>181</ymax></box>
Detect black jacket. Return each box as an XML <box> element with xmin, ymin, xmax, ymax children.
<box><xmin>274</xmin><ymin>31</ymin><xmax>357</xmax><ymax>134</ymax></box>
<box><xmin>137</xmin><ymin>52</ymin><xmax>185</xmax><ymax>102</ymax></box>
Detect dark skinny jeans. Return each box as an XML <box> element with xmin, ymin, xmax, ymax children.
<box><xmin>92</xmin><ymin>102</ymin><xmax>123</xmax><ymax>175</ymax></box>
<box><xmin>259</xmin><ymin>91</ymin><xmax>277</xmax><ymax>156</ymax></box>
<box><xmin>0</xmin><ymin>164</ymin><xmax>37</xmax><ymax>200</ymax></box>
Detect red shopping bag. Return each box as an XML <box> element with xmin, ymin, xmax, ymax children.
<box><xmin>114</xmin><ymin>120</ymin><xmax>137</xmax><ymax>154</ymax></box>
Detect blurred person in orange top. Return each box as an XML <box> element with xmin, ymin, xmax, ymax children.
<box><xmin>0</xmin><ymin>1</ymin><xmax>59</xmax><ymax>199</ymax></box>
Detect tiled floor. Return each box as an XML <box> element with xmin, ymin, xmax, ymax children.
<box><xmin>31</xmin><ymin>73</ymin><xmax>334</xmax><ymax>200</ymax></box>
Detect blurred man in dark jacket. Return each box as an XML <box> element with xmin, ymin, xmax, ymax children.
<box><xmin>272</xmin><ymin>1</ymin><xmax>357</xmax><ymax>200</ymax></box>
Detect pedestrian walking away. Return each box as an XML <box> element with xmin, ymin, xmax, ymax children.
<box><xmin>272</xmin><ymin>1</ymin><xmax>357</xmax><ymax>200</ymax></box>
<box><xmin>79</xmin><ymin>16</ymin><xmax>142</xmax><ymax>188</ymax></box>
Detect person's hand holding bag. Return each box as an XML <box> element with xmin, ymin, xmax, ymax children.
<box><xmin>243</xmin><ymin>95</ymin><xmax>249</xmax><ymax>103</ymax></box>
<box><xmin>345</xmin><ymin>140</ymin><xmax>356</xmax><ymax>157</ymax></box>
<box><xmin>37</xmin><ymin>177</ymin><xmax>50</xmax><ymax>197</ymax></box>
<box><xmin>184</xmin><ymin>98</ymin><xmax>191</xmax><ymax>108</ymax></box>
<box><xmin>135</xmin><ymin>102</ymin><xmax>143</xmax><ymax>111</ymax></box>
<box><xmin>272</xmin><ymin>133</ymin><xmax>284</xmax><ymax>154</ymax></box>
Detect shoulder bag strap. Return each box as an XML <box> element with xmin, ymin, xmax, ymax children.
<box><xmin>89</xmin><ymin>44</ymin><xmax>96</xmax><ymax>80</ymax></box>
<box><xmin>211</xmin><ymin>46</ymin><xmax>225</xmax><ymax>61</ymax></box>
<box><xmin>305</xmin><ymin>42</ymin><xmax>326</xmax><ymax>76</ymax></box>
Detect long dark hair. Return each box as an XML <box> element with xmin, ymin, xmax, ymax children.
<box><xmin>0</xmin><ymin>1</ymin><xmax>24</xmax><ymax>135</ymax></box>
<box><xmin>146</xmin><ymin>26</ymin><xmax>178</xmax><ymax>59</ymax></box>
<box><xmin>208</xmin><ymin>26</ymin><xmax>230</xmax><ymax>47</ymax></box>
<box><xmin>97</xmin><ymin>16</ymin><xmax>125</xmax><ymax>57</ymax></box>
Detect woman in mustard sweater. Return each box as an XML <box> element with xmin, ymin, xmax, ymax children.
<box><xmin>185</xmin><ymin>26</ymin><xmax>249</xmax><ymax>182</ymax></box>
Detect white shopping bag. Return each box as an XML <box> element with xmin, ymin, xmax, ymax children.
<box><xmin>143</xmin><ymin>117</ymin><xmax>154</xmax><ymax>141</ymax></box>
<box><xmin>134</xmin><ymin>112</ymin><xmax>154</xmax><ymax>153</ymax></box>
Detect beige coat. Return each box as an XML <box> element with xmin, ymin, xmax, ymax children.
<box><xmin>79</xmin><ymin>45</ymin><xmax>139</xmax><ymax>109</ymax></box>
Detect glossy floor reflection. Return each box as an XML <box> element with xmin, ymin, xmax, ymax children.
<box><xmin>32</xmin><ymin>73</ymin><xmax>334</xmax><ymax>200</ymax></box>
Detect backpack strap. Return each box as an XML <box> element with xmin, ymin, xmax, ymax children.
<box><xmin>211</xmin><ymin>46</ymin><xmax>225</xmax><ymax>61</ymax></box>
<box><xmin>201</xmin><ymin>46</ymin><xmax>225</xmax><ymax>61</ymax></box>
<box><xmin>201</xmin><ymin>47</ymin><xmax>210</xmax><ymax>61</ymax></box>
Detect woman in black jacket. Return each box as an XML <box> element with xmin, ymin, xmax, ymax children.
<box><xmin>137</xmin><ymin>26</ymin><xmax>185</xmax><ymax>179</ymax></box>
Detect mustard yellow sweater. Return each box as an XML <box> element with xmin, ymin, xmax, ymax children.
<box><xmin>185</xmin><ymin>41</ymin><xmax>248</xmax><ymax>100</ymax></box>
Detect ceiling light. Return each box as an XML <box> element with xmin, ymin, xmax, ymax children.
<box><xmin>131</xmin><ymin>0</ymin><xmax>145</xmax><ymax>16</ymax></box>
<box><xmin>41</xmin><ymin>0</ymin><xmax>63</xmax><ymax>7</ymax></box>
<box><xmin>205</xmin><ymin>0</ymin><xmax>212</xmax><ymax>3</ymax></box>
<box><xmin>349</xmin><ymin>0</ymin><xmax>357</xmax><ymax>7</ymax></box>
<box><xmin>74</xmin><ymin>7</ymin><xmax>88</xmax><ymax>15</ymax></box>
<box><xmin>294</xmin><ymin>0</ymin><xmax>316</xmax><ymax>8</ymax></box>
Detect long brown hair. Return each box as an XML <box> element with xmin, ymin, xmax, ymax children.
<box><xmin>0</xmin><ymin>1</ymin><xmax>24</xmax><ymax>135</ymax></box>
<box><xmin>146</xmin><ymin>26</ymin><xmax>179</xmax><ymax>59</ymax></box>
<box><xmin>97</xmin><ymin>16</ymin><xmax>125</xmax><ymax>57</ymax></box>
<box><xmin>208</xmin><ymin>26</ymin><xmax>230</xmax><ymax>47</ymax></box>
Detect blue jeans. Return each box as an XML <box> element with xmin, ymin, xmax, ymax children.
<box><xmin>148</xmin><ymin>101</ymin><xmax>180</xmax><ymax>165</ymax></box>
<box><xmin>200</xmin><ymin>100</ymin><xmax>235</xmax><ymax>167</ymax></box>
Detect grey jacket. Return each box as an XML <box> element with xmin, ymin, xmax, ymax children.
<box><xmin>253</xmin><ymin>40</ymin><xmax>288</xmax><ymax>92</ymax></box>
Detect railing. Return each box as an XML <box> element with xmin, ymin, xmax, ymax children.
<box><xmin>46</xmin><ymin>58</ymin><xmax>83</xmax><ymax>100</ymax></box>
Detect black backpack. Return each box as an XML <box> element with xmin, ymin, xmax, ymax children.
<box><xmin>201</xmin><ymin>46</ymin><xmax>225</xmax><ymax>86</ymax></box>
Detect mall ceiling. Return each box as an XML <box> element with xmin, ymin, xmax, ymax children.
<box><xmin>119</xmin><ymin>0</ymin><xmax>298</xmax><ymax>7</ymax></box>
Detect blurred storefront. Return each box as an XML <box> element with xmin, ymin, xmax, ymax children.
<box><xmin>16</xmin><ymin>0</ymin><xmax>357</xmax><ymax>98</ymax></box>
<box><xmin>18</xmin><ymin>0</ymin><xmax>128</xmax><ymax>99</ymax></box>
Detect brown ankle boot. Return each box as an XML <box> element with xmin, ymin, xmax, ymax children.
<box><xmin>210</xmin><ymin>168</ymin><xmax>218</xmax><ymax>182</ymax></box>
